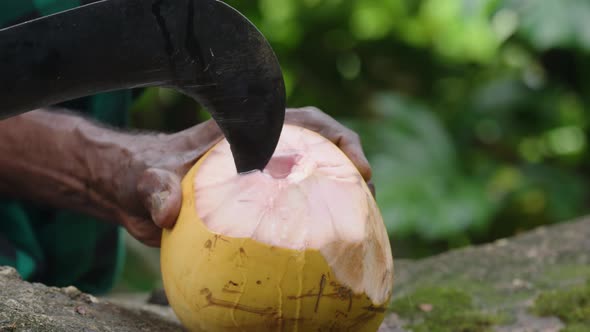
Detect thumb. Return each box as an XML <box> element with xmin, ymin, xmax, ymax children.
<box><xmin>137</xmin><ymin>168</ymin><xmax>182</xmax><ymax>229</ymax></box>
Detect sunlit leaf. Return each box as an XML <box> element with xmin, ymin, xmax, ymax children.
<box><xmin>259</xmin><ymin>0</ymin><xmax>297</xmax><ymax>22</ymax></box>
<box><xmin>502</xmin><ymin>0</ymin><xmax>590</xmax><ymax>51</ymax></box>
<box><xmin>407</xmin><ymin>0</ymin><xmax>501</xmax><ymax>63</ymax></box>
<box><xmin>349</xmin><ymin>93</ymin><xmax>496</xmax><ymax>240</ymax></box>
<box><xmin>350</xmin><ymin>0</ymin><xmax>405</xmax><ymax>40</ymax></box>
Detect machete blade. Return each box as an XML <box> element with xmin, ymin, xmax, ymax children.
<box><xmin>0</xmin><ymin>0</ymin><xmax>286</xmax><ymax>173</ymax></box>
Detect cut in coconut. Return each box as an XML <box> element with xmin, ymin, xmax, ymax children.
<box><xmin>161</xmin><ymin>124</ymin><xmax>394</xmax><ymax>332</ymax></box>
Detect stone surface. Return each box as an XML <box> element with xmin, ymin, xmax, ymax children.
<box><xmin>381</xmin><ymin>216</ymin><xmax>590</xmax><ymax>332</ymax></box>
<box><xmin>1</xmin><ymin>216</ymin><xmax>589</xmax><ymax>331</ymax></box>
<box><xmin>0</xmin><ymin>266</ymin><xmax>183</xmax><ymax>332</ymax></box>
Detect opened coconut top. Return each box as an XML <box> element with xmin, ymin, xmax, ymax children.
<box><xmin>193</xmin><ymin>124</ymin><xmax>393</xmax><ymax>304</ymax></box>
<box><xmin>194</xmin><ymin>124</ymin><xmax>372</xmax><ymax>249</ymax></box>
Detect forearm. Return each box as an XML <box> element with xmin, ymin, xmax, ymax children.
<box><xmin>0</xmin><ymin>109</ymin><xmax>126</xmax><ymax>222</ymax></box>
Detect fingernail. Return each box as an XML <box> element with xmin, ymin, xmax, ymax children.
<box><xmin>150</xmin><ymin>190</ymin><xmax>170</xmax><ymax>218</ymax></box>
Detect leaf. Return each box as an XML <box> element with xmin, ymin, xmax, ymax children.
<box><xmin>501</xmin><ymin>0</ymin><xmax>590</xmax><ymax>51</ymax></box>
<box><xmin>348</xmin><ymin>93</ymin><xmax>496</xmax><ymax>240</ymax></box>
<box><xmin>399</xmin><ymin>0</ymin><xmax>502</xmax><ymax>63</ymax></box>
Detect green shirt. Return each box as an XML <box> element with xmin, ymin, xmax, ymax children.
<box><xmin>0</xmin><ymin>1</ymin><xmax>133</xmax><ymax>295</ymax></box>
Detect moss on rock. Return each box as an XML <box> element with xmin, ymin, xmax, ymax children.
<box><xmin>390</xmin><ymin>287</ymin><xmax>505</xmax><ymax>332</ymax></box>
<box><xmin>532</xmin><ymin>278</ymin><xmax>590</xmax><ymax>331</ymax></box>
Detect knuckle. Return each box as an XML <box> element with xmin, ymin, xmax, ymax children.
<box><xmin>305</xmin><ymin>106</ymin><xmax>322</xmax><ymax>114</ymax></box>
<box><xmin>343</xmin><ymin>129</ymin><xmax>361</xmax><ymax>144</ymax></box>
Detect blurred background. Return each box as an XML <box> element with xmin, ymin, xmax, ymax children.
<box><xmin>113</xmin><ymin>0</ymin><xmax>590</xmax><ymax>293</ymax></box>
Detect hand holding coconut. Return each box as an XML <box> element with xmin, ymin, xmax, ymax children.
<box><xmin>0</xmin><ymin>107</ymin><xmax>375</xmax><ymax>247</ymax></box>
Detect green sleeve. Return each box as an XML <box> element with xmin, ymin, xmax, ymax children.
<box><xmin>0</xmin><ymin>1</ymin><xmax>137</xmax><ymax>295</ymax></box>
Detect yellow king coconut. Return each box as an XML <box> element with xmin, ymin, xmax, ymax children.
<box><xmin>160</xmin><ymin>124</ymin><xmax>394</xmax><ymax>332</ymax></box>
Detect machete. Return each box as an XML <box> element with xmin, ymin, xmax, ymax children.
<box><xmin>0</xmin><ymin>0</ymin><xmax>286</xmax><ymax>173</ymax></box>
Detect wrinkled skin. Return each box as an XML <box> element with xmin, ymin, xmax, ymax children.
<box><xmin>0</xmin><ymin>107</ymin><xmax>373</xmax><ymax>247</ymax></box>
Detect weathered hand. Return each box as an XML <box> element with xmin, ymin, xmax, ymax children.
<box><xmin>96</xmin><ymin>107</ymin><xmax>373</xmax><ymax>247</ymax></box>
<box><xmin>90</xmin><ymin>120</ymin><xmax>224</xmax><ymax>247</ymax></box>
<box><xmin>0</xmin><ymin>107</ymin><xmax>372</xmax><ymax>247</ymax></box>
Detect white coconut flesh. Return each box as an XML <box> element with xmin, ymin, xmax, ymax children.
<box><xmin>193</xmin><ymin>124</ymin><xmax>394</xmax><ymax>305</ymax></box>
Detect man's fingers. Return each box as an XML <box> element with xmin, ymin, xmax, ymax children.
<box><xmin>285</xmin><ymin>107</ymin><xmax>373</xmax><ymax>181</ymax></box>
<box><xmin>338</xmin><ymin>133</ymin><xmax>373</xmax><ymax>181</ymax></box>
<box><xmin>126</xmin><ymin>167</ymin><xmax>183</xmax><ymax>248</ymax></box>
<box><xmin>173</xmin><ymin>119</ymin><xmax>224</xmax><ymax>152</ymax></box>
<box><xmin>284</xmin><ymin>107</ymin><xmax>326</xmax><ymax>133</ymax></box>
<box><xmin>137</xmin><ymin>168</ymin><xmax>182</xmax><ymax>229</ymax></box>
<box><xmin>122</xmin><ymin>216</ymin><xmax>163</xmax><ymax>247</ymax></box>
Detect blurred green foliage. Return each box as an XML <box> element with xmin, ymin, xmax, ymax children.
<box><xmin>130</xmin><ymin>0</ymin><xmax>590</xmax><ymax>258</ymax></box>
